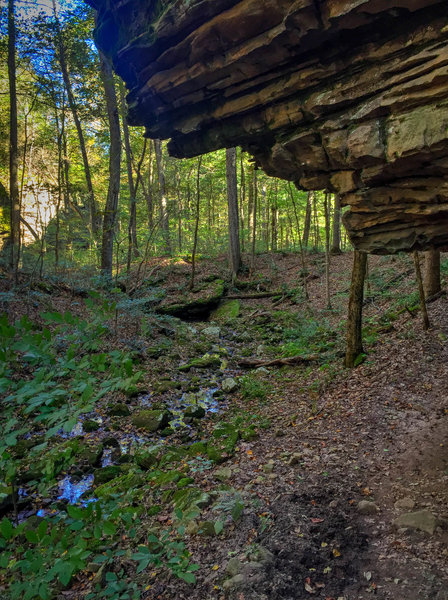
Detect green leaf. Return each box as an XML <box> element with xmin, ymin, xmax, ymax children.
<box><xmin>231</xmin><ymin>501</ymin><xmax>244</xmax><ymax>522</ymax></box>
<box><xmin>214</xmin><ymin>520</ymin><xmax>224</xmax><ymax>535</ymax></box>
<box><xmin>0</xmin><ymin>518</ymin><xmax>13</xmax><ymax>541</ymax></box>
<box><xmin>25</xmin><ymin>529</ymin><xmax>39</xmax><ymax>543</ymax></box>
<box><xmin>58</xmin><ymin>561</ymin><xmax>75</xmax><ymax>586</ymax></box>
<box><xmin>103</xmin><ymin>520</ymin><xmax>116</xmax><ymax>536</ymax></box>
<box><xmin>105</xmin><ymin>571</ymin><xmax>118</xmax><ymax>582</ymax></box>
<box><xmin>177</xmin><ymin>571</ymin><xmax>196</xmax><ymax>584</ymax></box>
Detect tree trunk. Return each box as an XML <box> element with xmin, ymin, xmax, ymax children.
<box><xmin>53</xmin><ymin>0</ymin><xmax>98</xmax><ymax>235</ymax></box>
<box><xmin>414</xmin><ymin>251</ymin><xmax>430</xmax><ymax>330</ymax></box>
<box><xmin>239</xmin><ymin>150</ymin><xmax>245</xmax><ymax>252</ymax></box>
<box><xmin>189</xmin><ymin>156</ymin><xmax>202</xmax><ymax>290</ymax></box>
<box><xmin>250</xmin><ymin>168</ymin><xmax>258</xmax><ymax>272</ymax></box>
<box><xmin>302</xmin><ymin>191</ymin><xmax>312</xmax><ymax>248</ymax></box>
<box><xmin>154</xmin><ymin>139</ymin><xmax>171</xmax><ymax>255</ymax></box>
<box><xmin>119</xmin><ymin>80</ymin><xmax>139</xmax><ymax>270</ymax></box>
<box><xmin>423</xmin><ymin>248</ymin><xmax>441</xmax><ymax>297</ymax></box>
<box><xmin>324</xmin><ymin>192</ymin><xmax>331</xmax><ymax>309</ymax></box>
<box><xmin>226</xmin><ymin>147</ymin><xmax>241</xmax><ymax>279</ymax></box>
<box><xmin>331</xmin><ymin>193</ymin><xmax>342</xmax><ymax>255</ymax></box>
<box><xmin>344</xmin><ymin>250</ymin><xmax>367</xmax><ymax>367</ymax></box>
<box><xmin>99</xmin><ymin>51</ymin><xmax>121</xmax><ymax>277</ymax></box>
<box><xmin>8</xmin><ymin>0</ymin><xmax>20</xmax><ymax>279</ymax></box>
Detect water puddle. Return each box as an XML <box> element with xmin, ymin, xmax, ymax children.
<box><xmin>58</xmin><ymin>474</ymin><xmax>94</xmax><ymax>504</ymax></box>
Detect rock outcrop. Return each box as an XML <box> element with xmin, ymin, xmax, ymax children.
<box><xmin>90</xmin><ymin>0</ymin><xmax>448</xmax><ymax>253</ymax></box>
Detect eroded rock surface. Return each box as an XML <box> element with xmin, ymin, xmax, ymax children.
<box><xmin>91</xmin><ymin>0</ymin><xmax>448</xmax><ymax>253</ymax></box>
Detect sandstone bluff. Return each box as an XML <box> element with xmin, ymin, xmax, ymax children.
<box><xmin>90</xmin><ymin>0</ymin><xmax>448</xmax><ymax>253</ymax></box>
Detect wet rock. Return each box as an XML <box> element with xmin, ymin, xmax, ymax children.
<box><xmin>222</xmin><ymin>377</ymin><xmax>238</xmax><ymax>393</ymax></box>
<box><xmin>202</xmin><ymin>326</ymin><xmax>221</xmax><ymax>339</ymax></box>
<box><xmin>394</xmin><ymin>497</ymin><xmax>416</xmax><ymax>511</ymax></box>
<box><xmin>153</xmin><ymin>380</ymin><xmax>181</xmax><ymax>393</ymax></box>
<box><xmin>131</xmin><ymin>409</ymin><xmax>170</xmax><ymax>432</ymax></box>
<box><xmin>210</xmin><ymin>299</ymin><xmax>240</xmax><ymax>322</ymax></box>
<box><xmin>134</xmin><ymin>449</ymin><xmax>159</xmax><ymax>470</ymax></box>
<box><xmin>108</xmin><ymin>403</ymin><xmax>131</xmax><ymax>417</ymax></box>
<box><xmin>357</xmin><ymin>500</ymin><xmax>379</xmax><ymax>515</ymax></box>
<box><xmin>179</xmin><ymin>353</ymin><xmax>221</xmax><ymax>371</ymax></box>
<box><xmin>215</xmin><ymin>467</ymin><xmax>232</xmax><ymax>481</ymax></box>
<box><xmin>79</xmin><ymin>442</ymin><xmax>104</xmax><ymax>467</ymax></box>
<box><xmin>184</xmin><ymin>405</ymin><xmax>206</xmax><ymax>419</ymax></box>
<box><xmin>83</xmin><ymin>419</ymin><xmax>100</xmax><ymax>432</ymax></box>
<box><xmin>393</xmin><ymin>510</ymin><xmax>438</xmax><ymax>535</ymax></box>
<box><xmin>93</xmin><ymin>465</ymin><xmax>122</xmax><ymax>485</ymax></box>
<box><xmin>103</xmin><ymin>436</ymin><xmax>120</xmax><ymax>448</ymax></box>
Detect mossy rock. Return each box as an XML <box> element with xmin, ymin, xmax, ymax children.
<box><xmin>134</xmin><ymin>449</ymin><xmax>159</xmax><ymax>470</ymax></box>
<box><xmin>160</xmin><ymin>427</ymin><xmax>174</xmax><ymax>437</ymax></box>
<box><xmin>177</xmin><ymin>477</ymin><xmax>194</xmax><ymax>488</ymax></box>
<box><xmin>79</xmin><ymin>442</ymin><xmax>104</xmax><ymax>467</ymax></box>
<box><xmin>179</xmin><ymin>353</ymin><xmax>221</xmax><ymax>372</ymax></box>
<box><xmin>210</xmin><ymin>299</ymin><xmax>240</xmax><ymax>322</ymax></box>
<box><xmin>187</xmin><ymin>441</ymin><xmax>207</xmax><ymax>456</ymax></box>
<box><xmin>132</xmin><ymin>409</ymin><xmax>170</xmax><ymax>431</ymax></box>
<box><xmin>95</xmin><ymin>472</ymin><xmax>143</xmax><ymax>499</ymax></box>
<box><xmin>12</xmin><ymin>437</ymin><xmax>44</xmax><ymax>459</ymax></box>
<box><xmin>184</xmin><ymin>405</ymin><xmax>206</xmax><ymax>419</ymax></box>
<box><xmin>108</xmin><ymin>403</ymin><xmax>131</xmax><ymax>417</ymax></box>
<box><xmin>156</xmin><ymin>279</ymin><xmax>225</xmax><ymax>319</ymax></box>
<box><xmin>93</xmin><ymin>465</ymin><xmax>122</xmax><ymax>485</ymax></box>
<box><xmin>84</xmin><ymin>419</ymin><xmax>100</xmax><ymax>432</ymax></box>
<box><xmin>103</xmin><ymin>436</ymin><xmax>120</xmax><ymax>448</ymax></box>
<box><xmin>0</xmin><ymin>483</ymin><xmax>13</xmax><ymax>512</ymax></box>
<box><xmin>153</xmin><ymin>380</ymin><xmax>181</xmax><ymax>393</ymax></box>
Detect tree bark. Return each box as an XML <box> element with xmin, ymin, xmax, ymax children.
<box><xmin>189</xmin><ymin>156</ymin><xmax>202</xmax><ymax>290</ymax></box>
<box><xmin>324</xmin><ymin>192</ymin><xmax>331</xmax><ymax>309</ymax></box>
<box><xmin>8</xmin><ymin>0</ymin><xmax>20</xmax><ymax>279</ymax></box>
<box><xmin>53</xmin><ymin>0</ymin><xmax>99</xmax><ymax>235</ymax></box>
<box><xmin>414</xmin><ymin>251</ymin><xmax>430</xmax><ymax>330</ymax></box>
<box><xmin>344</xmin><ymin>250</ymin><xmax>367</xmax><ymax>367</ymax></box>
<box><xmin>226</xmin><ymin>147</ymin><xmax>241</xmax><ymax>279</ymax></box>
<box><xmin>250</xmin><ymin>168</ymin><xmax>258</xmax><ymax>272</ymax></box>
<box><xmin>99</xmin><ymin>51</ymin><xmax>121</xmax><ymax>277</ymax></box>
<box><xmin>302</xmin><ymin>191</ymin><xmax>312</xmax><ymax>248</ymax></box>
<box><xmin>331</xmin><ymin>193</ymin><xmax>342</xmax><ymax>255</ymax></box>
<box><xmin>154</xmin><ymin>139</ymin><xmax>171</xmax><ymax>255</ymax></box>
<box><xmin>119</xmin><ymin>80</ymin><xmax>139</xmax><ymax>269</ymax></box>
<box><xmin>423</xmin><ymin>248</ymin><xmax>441</xmax><ymax>298</ymax></box>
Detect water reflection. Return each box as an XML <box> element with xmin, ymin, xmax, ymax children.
<box><xmin>58</xmin><ymin>474</ymin><xmax>94</xmax><ymax>504</ymax></box>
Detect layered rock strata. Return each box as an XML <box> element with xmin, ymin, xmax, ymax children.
<box><xmin>90</xmin><ymin>0</ymin><xmax>448</xmax><ymax>253</ymax></box>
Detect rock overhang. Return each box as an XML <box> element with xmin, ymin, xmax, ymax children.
<box><xmin>89</xmin><ymin>0</ymin><xmax>448</xmax><ymax>253</ymax></box>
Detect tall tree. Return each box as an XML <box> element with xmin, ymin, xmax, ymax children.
<box><xmin>423</xmin><ymin>248</ymin><xmax>441</xmax><ymax>297</ymax></box>
<box><xmin>154</xmin><ymin>139</ymin><xmax>171</xmax><ymax>255</ymax></box>
<box><xmin>119</xmin><ymin>80</ymin><xmax>139</xmax><ymax>265</ymax></box>
<box><xmin>189</xmin><ymin>156</ymin><xmax>202</xmax><ymax>290</ymax></box>
<box><xmin>331</xmin><ymin>193</ymin><xmax>342</xmax><ymax>254</ymax></box>
<box><xmin>52</xmin><ymin>0</ymin><xmax>99</xmax><ymax>235</ymax></box>
<box><xmin>8</xmin><ymin>0</ymin><xmax>20</xmax><ymax>278</ymax></box>
<box><xmin>344</xmin><ymin>250</ymin><xmax>367</xmax><ymax>368</ymax></box>
<box><xmin>226</xmin><ymin>147</ymin><xmax>241</xmax><ymax>279</ymax></box>
<box><xmin>99</xmin><ymin>51</ymin><xmax>121</xmax><ymax>277</ymax></box>
<box><xmin>302</xmin><ymin>191</ymin><xmax>312</xmax><ymax>248</ymax></box>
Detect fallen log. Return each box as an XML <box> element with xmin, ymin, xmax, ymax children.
<box><xmin>226</xmin><ymin>291</ymin><xmax>283</xmax><ymax>300</ymax></box>
<box><xmin>239</xmin><ymin>355</ymin><xmax>319</xmax><ymax>368</ymax></box>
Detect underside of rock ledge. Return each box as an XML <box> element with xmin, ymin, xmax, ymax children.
<box><xmin>90</xmin><ymin>0</ymin><xmax>448</xmax><ymax>254</ymax></box>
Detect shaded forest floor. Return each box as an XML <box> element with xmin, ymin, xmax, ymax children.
<box><xmin>1</xmin><ymin>251</ymin><xmax>447</xmax><ymax>600</ymax></box>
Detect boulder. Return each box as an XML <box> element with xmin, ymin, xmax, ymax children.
<box><xmin>156</xmin><ymin>280</ymin><xmax>225</xmax><ymax>319</ymax></box>
<box><xmin>131</xmin><ymin>410</ymin><xmax>170</xmax><ymax>432</ymax></box>
<box><xmin>210</xmin><ymin>300</ymin><xmax>240</xmax><ymax>322</ymax></box>
<box><xmin>94</xmin><ymin>0</ymin><xmax>448</xmax><ymax>254</ymax></box>
<box><xmin>222</xmin><ymin>377</ymin><xmax>238</xmax><ymax>393</ymax></box>
<box><xmin>393</xmin><ymin>510</ymin><xmax>438</xmax><ymax>535</ymax></box>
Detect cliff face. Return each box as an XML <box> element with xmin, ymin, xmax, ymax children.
<box><xmin>92</xmin><ymin>0</ymin><xmax>448</xmax><ymax>253</ymax></box>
